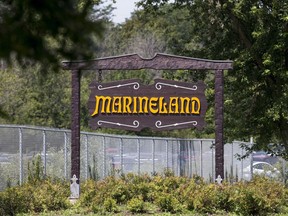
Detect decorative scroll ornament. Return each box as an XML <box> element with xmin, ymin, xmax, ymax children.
<box><xmin>97</xmin><ymin>120</ymin><xmax>140</xmax><ymax>129</ymax></box>
<box><xmin>98</xmin><ymin>82</ymin><xmax>140</xmax><ymax>90</ymax></box>
<box><xmin>155</xmin><ymin>82</ymin><xmax>197</xmax><ymax>91</ymax></box>
<box><xmin>155</xmin><ymin>120</ymin><xmax>197</xmax><ymax>129</ymax></box>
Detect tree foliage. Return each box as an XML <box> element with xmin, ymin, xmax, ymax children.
<box><xmin>0</xmin><ymin>0</ymin><xmax>111</xmax><ymax>69</ymax></box>
<box><xmin>138</xmin><ymin>0</ymin><xmax>288</xmax><ymax>156</ymax></box>
<box><xmin>0</xmin><ymin>0</ymin><xmax>113</xmax><ymax>127</ymax></box>
<box><xmin>0</xmin><ymin>64</ymin><xmax>71</xmax><ymax>128</ymax></box>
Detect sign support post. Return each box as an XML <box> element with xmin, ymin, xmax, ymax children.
<box><xmin>70</xmin><ymin>69</ymin><xmax>81</xmax><ymax>199</ymax></box>
<box><xmin>215</xmin><ymin>69</ymin><xmax>224</xmax><ymax>179</ymax></box>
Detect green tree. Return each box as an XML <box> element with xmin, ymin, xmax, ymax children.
<box><xmin>0</xmin><ymin>0</ymin><xmax>113</xmax><ymax>122</ymax></box>
<box><xmin>0</xmin><ymin>64</ymin><xmax>71</xmax><ymax>128</ymax></box>
<box><xmin>0</xmin><ymin>0</ymin><xmax>111</xmax><ymax>68</ymax></box>
<box><xmin>138</xmin><ymin>0</ymin><xmax>288</xmax><ymax>156</ymax></box>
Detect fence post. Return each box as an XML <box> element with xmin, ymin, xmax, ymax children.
<box><xmin>250</xmin><ymin>137</ymin><xmax>254</xmax><ymax>180</ymax></box>
<box><xmin>231</xmin><ymin>141</ymin><xmax>234</xmax><ymax>178</ymax></box>
<box><xmin>120</xmin><ymin>138</ymin><xmax>123</xmax><ymax>174</ymax></box>
<box><xmin>177</xmin><ymin>141</ymin><xmax>180</xmax><ymax>176</ymax></box>
<box><xmin>19</xmin><ymin>128</ymin><xmax>23</xmax><ymax>185</ymax></box>
<box><xmin>64</xmin><ymin>132</ymin><xmax>67</xmax><ymax>179</ymax></box>
<box><xmin>137</xmin><ymin>138</ymin><xmax>140</xmax><ymax>175</ymax></box>
<box><xmin>165</xmin><ymin>140</ymin><xmax>169</xmax><ymax>169</ymax></box>
<box><xmin>188</xmin><ymin>140</ymin><xmax>192</xmax><ymax>178</ymax></box>
<box><xmin>282</xmin><ymin>159</ymin><xmax>286</xmax><ymax>184</ymax></box>
<box><xmin>171</xmin><ymin>141</ymin><xmax>175</xmax><ymax>173</ymax></box>
<box><xmin>241</xmin><ymin>144</ymin><xmax>244</xmax><ymax>179</ymax></box>
<box><xmin>152</xmin><ymin>139</ymin><xmax>155</xmax><ymax>174</ymax></box>
<box><xmin>85</xmin><ymin>134</ymin><xmax>88</xmax><ymax>180</ymax></box>
<box><xmin>43</xmin><ymin>130</ymin><xmax>46</xmax><ymax>177</ymax></box>
<box><xmin>102</xmin><ymin>136</ymin><xmax>106</xmax><ymax>178</ymax></box>
<box><xmin>200</xmin><ymin>140</ymin><xmax>203</xmax><ymax>178</ymax></box>
<box><xmin>212</xmin><ymin>141</ymin><xmax>215</xmax><ymax>181</ymax></box>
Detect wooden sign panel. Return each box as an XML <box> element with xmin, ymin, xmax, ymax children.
<box><xmin>88</xmin><ymin>79</ymin><xmax>207</xmax><ymax>131</ymax></box>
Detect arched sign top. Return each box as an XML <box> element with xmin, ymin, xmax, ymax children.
<box><xmin>62</xmin><ymin>53</ymin><xmax>233</xmax><ymax>70</ymax></box>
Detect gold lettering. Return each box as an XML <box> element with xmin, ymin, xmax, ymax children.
<box><xmin>169</xmin><ymin>97</ymin><xmax>179</xmax><ymax>113</ymax></box>
<box><xmin>112</xmin><ymin>97</ymin><xmax>122</xmax><ymax>113</ymax></box>
<box><xmin>191</xmin><ymin>97</ymin><xmax>201</xmax><ymax>114</ymax></box>
<box><xmin>159</xmin><ymin>97</ymin><xmax>168</xmax><ymax>114</ymax></box>
<box><xmin>180</xmin><ymin>97</ymin><xmax>190</xmax><ymax>114</ymax></box>
<box><xmin>91</xmin><ymin>95</ymin><xmax>201</xmax><ymax>116</ymax></box>
<box><xmin>149</xmin><ymin>97</ymin><xmax>159</xmax><ymax>114</ymax></box>
<box><xmin>133</xmin><ymin>97</ymin><xmax>138</xmax><ymax>113</ymax></box>
<box><xmin>138</xmin><ymin>97</ymin><xmax>149</xmax><ymax>113</ymax></box>
<box><xmin>123</xmin><ymin>96</ymin><xmax>132</xmax><ymax>113</ymax></box>
<box><xmin>91</xmin><ymin>96</ymin><xmax>112</xmax><ymax>116</ymax></box>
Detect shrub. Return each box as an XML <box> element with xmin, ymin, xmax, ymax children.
<box><xmin>80</xmin><ymin>176</ymin><xmax>132</xmax><ymax>208</ymax></box>
<box><xmin>214</xmin><ymin>184</ymin><xmax>234</xmax><ymax>212</ymax></box>
<box><xmin>78</xmin><ymin>179</ymin><xmax>98</xmax><ymax>206</ymax></box>
<box><xmin>0</xmin><ymin>178</ymin><xmax>70</xmax><ymax>215</ymax></box>
<box><xmin>0</xmin><ymin>154</ymin><xmax>70</xmax><ymax>215</ymax></box>
<box><xmin>3</xmin><ymin>172</ymin><xmax>288</xmax><ymax>215</ymax></box>
<box><xmin>186</xmin><ymin>184</ymin><xmax>219</xmax><ymax>214</ymax></box>
<box><xmin>155</xmin><ymin>192</ymin><xmax>184</xmax><ymax>213</ymax></box>
<box><xmin>110</xmin><ymin>182</ymin><xmax>131</xmax><ymax>204</ymax></box>
<box><xmin>30</xmin><ymin>179</ymin><xmax>70</xmax><ymax>212</ymax></box>
<box><xmin>127</xmin><ymin>196</ymin><xmax>147</xmax><ymax>213</ymax></box>
<box><xmin>180</xmin><ymin>176</ymin><xmax>288</xmax><ymax>215</ymax></box>
<box><xmin>230</xmin><ymin>177</ymin><xmax>288</xmax><ymax>215</ymax></box>
<box><xmin>128</xmin><ymin>181</ymin><xmax>152</xmax><ymax>202</ymax></box>
<box><xmin>0</xmin><ymin>185</ymin><xmax>32</xmax><ymax>215</ymax></box>
<box><xmin>103</xmin><ymin>197</ymin><xmax>119</xmax><ymax>213</ymax></box>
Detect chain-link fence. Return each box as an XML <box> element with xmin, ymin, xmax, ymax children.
<box><xmin>0</xmin><ymin>124</ymin><xmax>286</xmax><ymax>191</ymax></box>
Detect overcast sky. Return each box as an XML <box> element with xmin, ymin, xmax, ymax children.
<box><xmin>111</xmin><ymin>0</ymin><xmax>138</xmax><ymax>23</ymax></box>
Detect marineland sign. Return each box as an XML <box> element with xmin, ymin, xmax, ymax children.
<box><xmin>88</xmin><ymin>79</ymin><xmax>207</xmax><ymax>131</ymax></box>
<box><xmin>62</xmin><ymin>53</ymin><xmax>233</xmax><ymax>196</ymax></box>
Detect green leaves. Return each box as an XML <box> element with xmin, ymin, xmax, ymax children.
<box><xmin>0</xmin><ymin>0</ymin><xmax>109</xmax><ymax>69</ymax></box>
<box><xmin>0</xmin><ymin>64</ymin><xmax>72</xmax><ymax>128</ymax></box>
<box><xmin>136</xmin><ymin>0</ymin><xmax>288</xmax><ymax>155</ymax></box>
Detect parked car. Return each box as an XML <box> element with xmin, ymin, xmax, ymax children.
<box><xmin>0</xmin><ymin>153</ymin><xmax>12</xmax><ymax>164</ymax></box>
<box><xmin>111</xmin><ymin>154</ymin><xmax>136</xmax><ymax>171</ymax></box>
<box><xmin>252</xmin><ymin>151</ymin><xmax>278</xmax><ymax>164</ymax></box>
<box><xmin>110</xmin><ymin>152</ymin><xmax>164</xmax><ymax>172</ymax></box>
<box><xmin>243</xmin><ymin>161</ymin><xmax>281</xmax><ymax>180</ymax></box>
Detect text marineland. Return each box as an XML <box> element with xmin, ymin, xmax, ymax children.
<box><xmin>91</xmin><ymin>96</ymin><xmax>201</xmax><ymax>116</ymax></box>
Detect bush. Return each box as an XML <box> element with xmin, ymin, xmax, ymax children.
<box><xmin>185</xmin><ymin>184</ymin><xmax>215</xmax><ymax>213</ymax></box>
<box><xmin>127</xmin><ymin>196</ymin><xmax>147</xmax><ymax>213</ymax></box>
<box><xmin>0</xmin><ymin>178</ymin><xmax>70</xmax><ymax>215</ymax></box>
<box><xmin>80</xmin><ymin>173</ymin><xmax>288</xmax><ymax>215</ymax></box>
<box><xmin>0</xmin><ymin>185</ymin><xmax>32</xmax><ymax>215</ymax></box>
<box><xmin>78</xmin><ymin>179</ymin><xmax>98</xmax><ymax>207</ymax></box>
<box><xmin>129</xmin><ymin>181</ymin><xmax>152</xmax><ymax>202</ymax></box>
<box><xmin>30</xmin><ymin>179</ymin><xmax>71</xmax><ymax>212</ymax></box>
<box><xmin>1</xmin><ymin>172</ymin><xmax>288</xmax><ymax>215</ymax></box>
<box><xmin>155</xmin><ymin>192</ymin><xmax>184</xmax><ymax>213</ymax></box>
<box><xmin>230</xmin><ymin>177</ymin><xmax>288</xmax><ymax>215</ymax></box>
<box><xmin>80</xmin><ymin>175</ymin><xmax>132</xmax><ymax>208</ymax></box>
<box><xmin>103</xmin><ymin>197</ymin><xmax>119</xmax><ymax>213</ymax></box>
